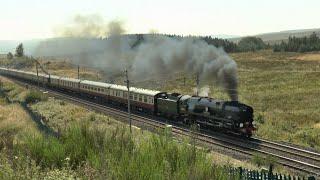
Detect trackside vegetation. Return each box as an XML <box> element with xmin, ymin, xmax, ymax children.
<box><xmin>1</xmin><ymin>123</ymin><xmax>236</xmax><ymax>179</ymax></box>
<box><xmin>25</xmin><ymin>90</ymin><xmax>48</xmax><ymax>104</ymax></box>
<box><xmin>0</xmin><ymin>77</ymin><xmax>236</xmax><ymax>179</ymax></box>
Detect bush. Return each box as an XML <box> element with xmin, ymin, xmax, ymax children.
<box><xmin>7</xmin><ymin>52</ymin><xmax>13</xmax><ymax>60</ymax></box>
<box><xmin>251</xmin><ymin>153</ymin><xmax>265</xmax><ymax>167</ymax></box>
<box><xmin>25</xmin><ymin>91</ymin><xmax>47</xmax><ymax>104</ymax></box>
<box><xmin>251</xmin><ymin>153</ymin><xmax>277</xmax><ymax>168</ymax></box>
<box><xmin>15</xmin><ymin>43</ymin><xmax>24</xmax><ymax>57</ymax></box>
<box><xmin>238</xmin><ymin>36</ymin><xmax>266</xmax><ymax>52</ymax></box>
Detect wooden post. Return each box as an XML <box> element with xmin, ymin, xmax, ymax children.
<box><xmin>78</xmin><ymin>65</ymin><xmax>80</xmax><ymax>79</ymax></box>
<box><xmin>238</xmin><ymin>167</ymin><xmax>242</xmax><ymax>179</ymax></box>
<box><xmin>36</xmin><ymin>63</ymin><xmax>39</xmax><ymax>89</ymax></box>
<box><xmin>196</xmin><ymin>73</ymin><xmax>199</xmax><ymax>96</ymax></box>
<box><xmin>268</xmin><ymin>164</ymin><xmax>273</xmax><ymax>179</ymax></box>
<box><xmin>125</xmin><ymin>69</ymin><xmax>131</xmax><ymax>133</ymax></box>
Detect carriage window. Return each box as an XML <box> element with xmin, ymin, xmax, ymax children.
<box><xmin>130</xmin><ymin>94</ymin><xmax>133</xmax><ymax>100</ymax></box>
<box><xmin>150</xmin><ymin>98</ymin><xmax>154</xmax><ymax>104</ymax></box>
<box><xmin>144</xmin><ymin>96</ymin><xmax>147</xmax><ymax>103</ymax></box>
<box><xmin>123</xmin><ymin>92</ymin><xmax>127</xmax><ymax>98</ymax></box>
<box><xmin>134</xmin><ymin>94</ymin><xmax>137</xmax><ymax>101</ymax></box>
<box><xmin>139</xmin><ymin>95</ymin><xmax>142</xmax><ymax>102</ymax></box>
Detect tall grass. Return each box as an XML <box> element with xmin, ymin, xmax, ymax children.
<box><xmin>7</xmin><ymin>122</ymin><xmax>232</xmax><ymax>179</ymax></box>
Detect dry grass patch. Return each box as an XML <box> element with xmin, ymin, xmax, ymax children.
<box><xmin>0</xmin><ymin>104</ymin><xmax>39</xmax><ymax>136</ymax></box>
<box><xmin>293</xmin><ymin>53</ymin><xmax>320</xmax><ymax>61</ymax></box>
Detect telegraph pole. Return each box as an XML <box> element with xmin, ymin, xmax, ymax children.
<box><xmin>196</xmin><ymin>73</ymin><xmax>199</xmax><ymax>96</ymax></box>
<box><xmin>78</xmin><ymin>65</ymin><xmax>80</xmax><ymax>79</ymax></box>
<box><xmin>36</xmin><ymin>63</ymin><xmax>39</xmax><ymax>89</ymax></box>
<box><xmin>125</xmin><ymin>69</ymin><xmax>132</xmax><ymax>133</ymax></box>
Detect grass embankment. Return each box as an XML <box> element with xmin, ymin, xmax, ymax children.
<box><xmin>0</xmin><ymin>78</ymin><xmax>41</xmax><ymax>151</ymax></box>
<box><xmin>0</xmin><ymin>78</ymin><xmax>236</xmax><ymax>179</ymax></box>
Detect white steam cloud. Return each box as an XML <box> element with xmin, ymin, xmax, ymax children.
<box><xmin>54</xmin><ymin>14</ymin><xmax>125</xmax><ymax>38</ymax></box>
<box><xmin>194</xmin><ymin>85</ymin><xmax>211</xmax><ymax>97</ymax></box>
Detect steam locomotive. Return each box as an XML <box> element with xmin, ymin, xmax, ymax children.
<box><xmin>0</xmin><ymin>67</ymin><xmax>255</xmax><ymax>137</ymax></box>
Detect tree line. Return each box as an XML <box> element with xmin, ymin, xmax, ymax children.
<box><xmin>6</xmin><ymin>43</ymin><xmax>24</xmax><ymax>60</ymax></box>
<box><xmin>131</xmin><ymin>34</ymin><xmax>267</xmax><ymax>53</ymax></box>
<box><xmin>273</xmin><ymin>32</ymin><xmax>320</xmax><ymax>52</ymax></box>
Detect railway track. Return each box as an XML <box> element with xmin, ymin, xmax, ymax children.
<box><xmin>4</xmin><ymin>76</ymin><xmax>320</xmax><ymax>177</ymax></box>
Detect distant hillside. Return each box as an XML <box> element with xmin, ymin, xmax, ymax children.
<box><xmin>210</xmin><ymin>34</ymin><xmax>241</xmax><ymax>39</ymax></box>
<box><xmin>0</xmin><ymin>39</ymin><xmax>41</xmax><ymax>55</ymax></box>
<box><xmin>229</xmin><ymin>28</ymin><xmax>320</xmax><ymax>44</ymax></box>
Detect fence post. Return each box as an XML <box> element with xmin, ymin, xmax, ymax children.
<box><xmin>238</xmin><ymin>167</ymin><xmax>243</xmax><ymax>179</ymax></box>
<box><xmin>268</xmin><ymin>164</ymin><xmax>273</xmax><ymax>180</ymax></box>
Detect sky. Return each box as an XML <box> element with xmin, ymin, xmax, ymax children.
<box><xmin>0</xmin><ymin>0</ymin><xmax>319</xmax><ymax>40</ymax></box>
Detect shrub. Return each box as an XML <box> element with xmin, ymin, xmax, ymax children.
<box><xmin>238</xmin><ymin>36</ymin><xmax>266</xmax><ymax>52</ymax></box>
<box><xmin>251</xmin><ymin>153</ymin><xmax>277</xmax><ymax>168</ymax></box>
<box><xmin>251</xmin><ymin>153</ymin><xmax>265</xmax><ymax>167</ymax></box>
<box><xmin>25</xmin><ymin>91</ymin><xmax>47</xmax><ymax>104</ymax></box>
